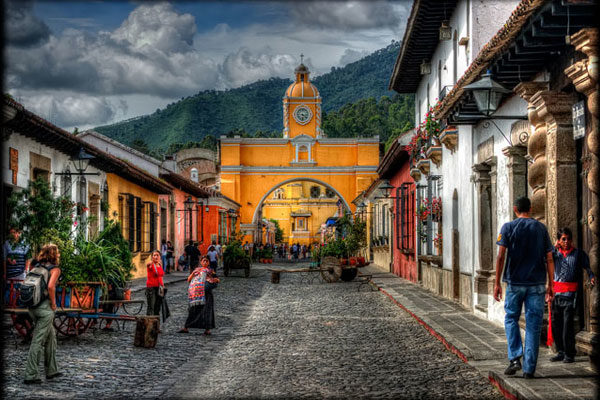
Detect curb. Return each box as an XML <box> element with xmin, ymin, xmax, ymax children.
<box><xmin>488</xmin><ymin>372</ymin><xmax>522</xmax><ymax>400</ymax></box>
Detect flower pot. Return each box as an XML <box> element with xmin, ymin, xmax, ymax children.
<box><xmin>268</xmin><ymin>259</ymin><xmax>273</xmax><ymax>264</ymax></box>
<box><xmin>357</xmin><ymin>256</ymin><xmax>365</xmax><ymax>266</ymax></box>
<box><xmin>349</xmin><ymin>257</ymin><xmax>357</xmax><ymax>266</ymax></box>
<box><xmin>123</xmin><ymin>289</ymin><xmax>131</xmax><ymax>301</ymax></box>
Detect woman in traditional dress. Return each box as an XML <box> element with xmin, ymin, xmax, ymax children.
<box><xmin>178</xmin><ymin>256</ymin><xmax>218</xmax><ymax>335</ymax></box>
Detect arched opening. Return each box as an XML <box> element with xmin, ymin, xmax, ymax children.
<box><xmin>452</xmin><ymin>30</ymin><xmax>458</xmax><ymax>84</ymax></box>
<box><xmin>252</xmin><ymin>177</ymin><xmax>351</xmax><ymax>246</ymax></box>
<box><xmin>190</xmin><ymin>168</ymin><xmax>199</xmax><ymax>183</ymax></box>
<box><xmin>298</xmin><ymin>145</ymin><xmax>309</xmax><ymax>161</ymax></box>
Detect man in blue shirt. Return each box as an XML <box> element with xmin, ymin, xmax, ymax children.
<box><xmin>493</xmin><ymin>197</ymin><xmax>554</xmax><ymax>379</ymax></box>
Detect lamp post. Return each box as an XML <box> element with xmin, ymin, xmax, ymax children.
<box><xmin>463</xmin><ymin>70</ymin><xmax>512</xmax><ymax>117</ymax></box>
<box><xmin>55</xmin><ymin>147</ymin><xmax>101</xmax><ymax>177</ymax></box>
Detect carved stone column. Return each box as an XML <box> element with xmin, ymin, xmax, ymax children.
<box><xmin>473</xmin><ymin>163</ymin><xmax>493</xmax><ymax>312</ymax></box>
<box><xmin>514</xmin><ymin>82</ymin><xmax>548</xmax><ymax>223</ymax></box>
<box><xmin>488</xmin><ymin>157</ymin><xmax>498</xmax><ymax>260</ymax></box>
<box><xmin>530</xmin><ymin>91</ymin><xmax>578</xmax><ymax>243</ymax></box>
<box><xmin>564</xmin><ymin>28</ymin><xmax>599</xmax><ymax>358</ymax></box>
<box><xmin>502</xmin><ymin>145</ymin><xmax>528</xmax><ymax>210</ymax></box>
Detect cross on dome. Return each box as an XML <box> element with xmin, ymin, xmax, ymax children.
<box><xmin>300</xmin><ymin>53</ymin><xmax>304</xmax><ymax>64</ymax></box>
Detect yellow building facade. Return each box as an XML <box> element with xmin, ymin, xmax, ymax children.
<box><xmin>220</xmin><ymin>62</ymin><xmax>380</xmax><ymax>244</ymax></box>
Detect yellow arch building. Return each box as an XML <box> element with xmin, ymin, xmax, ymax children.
<box><xmin>219</xmin><ymin>61</ymin><xmax>380</xmax><ymax>244</ymax></box>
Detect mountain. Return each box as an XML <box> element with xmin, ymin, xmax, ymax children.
<box><xmin>93</xmin><ymin>41</ymin><xmax>406</xmax><ymax>152</ymax></box>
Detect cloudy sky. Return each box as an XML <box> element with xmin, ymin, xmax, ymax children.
<box><xmin>4</xmin><ymin>0</ymin><xmax>411</xmax><ymax>130</ymax></box>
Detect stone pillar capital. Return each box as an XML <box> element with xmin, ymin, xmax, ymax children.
<box><xmin>570</xmin><ymin>28</ymin><xmax>599</xmax><ymax>59</ymax></box>
<box><xmin>502</xmin><ymin>145</ymin><xmax>528</xmax><ymax>159</ymax></box>
<box><xmin>514</xmin><ymin>82</ymin><xmax>548</xmax><ymax>102</ymax></box>
<box><xmin>531</xmin><ymin>91</ymin><xmax>576</xmax><ymax>126</ymax></box>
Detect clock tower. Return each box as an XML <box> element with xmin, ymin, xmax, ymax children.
<box><xmin>283</xmin><ymin>58</ymin><xmax>322</xmax><ymax>139</ymax></box>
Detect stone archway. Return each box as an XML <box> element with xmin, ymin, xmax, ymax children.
<box><xmin>251</xmin><ymin>177</ymin><xmax>352</xmax><ymax>225</ymax></box>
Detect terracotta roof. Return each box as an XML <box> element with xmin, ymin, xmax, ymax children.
<box><xmin>377</xmin><ymin>135</ymin><xmax>410</xmax><ymax>179</ymax></box>
<box><xmin>158</xmin><ymin>171</ymin><xmax>213</xmax><ymax>199</ymax></box>
<box><xmin>3</xmin><ymin>96</ymin><xmax>173</xmax><ymax>194</ymax></box>
<box><xmin>434</xmin><ymin>0</ymin><xmax>548</xmax><ymax>120</ymax></box>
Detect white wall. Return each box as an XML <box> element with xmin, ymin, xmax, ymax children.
<box><xmin>3</xmin><ymin>133</ymin><xmax>104</xmax><ymax>195</ymax></box>
<box><xmin>79</xmin><ymin>131</ymin><xmax>161</xmax><ymax>177</ymax></box>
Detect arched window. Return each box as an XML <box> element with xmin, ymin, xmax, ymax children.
<box><xmin>298</xmin><ymin>145</ymin><xmax>308</xmax><ymax>161</ymax></box>
<box><xmin>310</xmin><ymin>186</ymin><xmax>321</xmax><ymax>198</ymax></box>
<box><xmin>325</xmin><ymin>188</ymin><xmax>335</xmax><ymax>198</ymax></box>
<box><xmin>190</xmin><ymin>168</ymin><xmax>198</xmax><ymax>182</ymax></box>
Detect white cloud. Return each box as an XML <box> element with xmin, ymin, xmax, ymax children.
<box><xmin>10</xmin><ymin>90</ymin><xmax>118</xmax><ymax>128</ymax></box>
<box><xmin>339</xmin><ymin>48</ymin><xmax>370</xmax><ymax>65</ymax></box>
<box><xmin>289</xmin><ymin>0</ymin><xmax>408</xmax><ymax>31</ymax></box>
<box><xmin>219</xmin><ymin>48</ymin><xmax>297</xmax><ymax>88</ymax></box>
<box><xmin>5</xmin><ymin>1</ymin><xmax>410</xmax><ymax>128</ymax></box>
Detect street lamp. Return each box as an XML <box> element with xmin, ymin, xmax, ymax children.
<box><xmin>379</xmin><ymin>180</ymin><xmax>395</xmax><ymax>199</ymax></box>
<box><xmin>73</xmin><ymin>147</ymin><xmax>95</xmax><ymax>174</ymax></box>
<box><xmin>463</xmin><ymin>70</ymin><xmax>511</xmax><ymax>117</ymax></box>
<box><xmin>439</xmin><ymin>20</ymin><xmax>452</xmax><ymax>41</ymax></box>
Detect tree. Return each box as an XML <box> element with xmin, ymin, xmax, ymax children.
<box><xmin>269</xmin><ymin>219</ymin><xmax>284</xmax><ymax>243</ymax></box>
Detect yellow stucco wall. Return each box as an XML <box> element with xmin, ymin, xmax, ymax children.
<box><xmin>262</xmin><ymin>182</ymin><xmax>339</xmax><ymax>245</ymax></box>
<box><xmin>219</xmin><ymin>63</ymin><xmax>379</xmax><ymax>244</ymax></box>
<box><xmin>106</xmin><ymin>173</ymin><xmax>163</xmax><ymax>280</ymax></box>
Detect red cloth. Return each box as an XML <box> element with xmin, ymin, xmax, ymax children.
<box><xmin>558</xmin><ymin>247</ymin><xmax>574</xmax><ymax>258</ymax></box>
<box><xmin>547</xmin><ymin>281</ymin><xmax>579</xmax><ymax>346</ymax></box>
<box><xmin>146</xmin><ymin>262</ymin><xmax>164</xmax><ymax>287</ymax></box>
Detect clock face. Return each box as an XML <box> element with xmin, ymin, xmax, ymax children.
<box><xmin>293</xmin><ymin>105</ymin><xmax>312</xmax><ymax>125</ymax></box>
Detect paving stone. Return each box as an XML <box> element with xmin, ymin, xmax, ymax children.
<box><xmin>3</xmin><ymin>264</ymin><xmax>502</xmax><ymax>399</ymax></box>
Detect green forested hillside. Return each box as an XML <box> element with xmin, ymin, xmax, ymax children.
<box><xmin>94</xmin><ymin>41</ymin><xmax>411</xmax><ymax>154</ymax></box>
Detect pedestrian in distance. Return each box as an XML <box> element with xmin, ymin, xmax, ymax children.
<box><xmin>184</xmin><ymin>240</ymin><xmax>200</xmax><ymax>270</ymax></box>
<box><xmin>494</xmin><ymin>197</ymin><xmax>554</xmax><ymax>379</ymax></box>
<box><xmin>160</xmin><ymin>239</ymin><xmax>168</xmax><ymax>274</ymax></box>
<box><xmin>179</xmin><ymin>257</ymin><xmax>218</xmax><ymax>335</ymax></box>
<box><xmin>207</xmin><ymin>245</ymin><xmax>218</xmax><ymax>275</ymax></box>
<box><xmin>166</xmin><ymin>240</ymin><xmax>175</xmax><ymax>273</ymax></box>
<box><xmin>146</xmin><ymin>250</ymin><xmax>164</xmax><ymax>317</ymax></box>
<box><xmin>4</xmin><ymin>226</ymin><xmax>34</xmax><ymax>343</ymax></box>
<box><xmin>24</xmin><ymin>243</ymin><xmax>62</xmax><ymax>384</ymax></box>
<box><xmin>548</xmin><ymin>227</ymin><xmax>595</xmax><ymax>363</ymax></box>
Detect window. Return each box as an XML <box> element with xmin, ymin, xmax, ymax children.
<box><xmin>298</xmin><ymin>145</ymin><xmax>308</xmax><ymax>161</ymax></box>
<box><xmin>397</xmin><ymin>184</ymin><xmax>415</xmax><ymax>250</ymax></box>
<box><xmin>219</xmin><ymin>211</ymin><xmax>227</xmax><ymax>244</ymax></box>
<box><xmin>119</xmin><ymin>193</ymin><xmax>135</xmax><ymax>251</ymax></box>
<box><xmin>310</xmin><ymin>186</ymin><xmax>321</xmax><ymax>198</ymax></box>
<box><xmin>325</xmin><ymin>188</ymin><xmax>335</xmax><ymax>198</ymax></box>
<box><xmin>190</xmin><ymin>168</ymin><xmax>198</xmax><ymax>183</ymax></box>
<box><xmin>135</xmin><ymin>197</ymin><xmax>142</xmax><ymax>252</ymax></box>
<box><xmin>417</xmin><ymin>178</ymin><xmax>442</xmax><ymax>256</ymax></box>
<box><xmin>142</xmin><ymin>202</ymin><xmax>158</xmax><ymax>252</ymax></box>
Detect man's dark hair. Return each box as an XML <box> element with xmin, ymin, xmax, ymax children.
<box><xmin>515</xmin><ymin>197</ymin><xmax>531</xmax><ymax>213</ymax></box>
<box><xmin>557</xmin><ymin>227</ymin><xmax>573</xmax><ymax>240</ymax></box>
<box><xmin>188</xmin><ymin>240</ymin><xmax>194</xmax><ymax>246</ymax></box>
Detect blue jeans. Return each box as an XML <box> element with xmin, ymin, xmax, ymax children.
<box><xmin>161</xmin><ymin>255</ymin><xmax>168</xmax><ymax>273</ymax></box>
<box><xmin>504</xmin><ymin>284</ymin><xmax>546</xmax><ymax>374</ymax></box>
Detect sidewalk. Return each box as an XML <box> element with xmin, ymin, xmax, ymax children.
<box><xmin>360</xmin><ymin>263</ymin><xmax>598</xmax><ymax>400</ymax></box>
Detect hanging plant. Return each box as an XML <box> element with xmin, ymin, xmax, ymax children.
<box><xmin>431</xmin><ymin>197</ymin><xmax>442</xmax><ymax>222</ymax></box>
<box><xmin>434</xmin><ymin>233</ymin><xmax>443</xmax><ymax>249</ymax></box>
<box><xmin>417</xmin><ymin>198</ymin><xmax>431</xmax><ymax>221</ymax></box>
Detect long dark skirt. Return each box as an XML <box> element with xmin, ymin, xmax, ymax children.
<box><xmin>184</xmin><ymin>290</ymin><xmax>215</xmax><ymax>329</ymax></box>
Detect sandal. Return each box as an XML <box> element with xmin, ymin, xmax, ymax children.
<box><xmin>203</xmin><ymin>330</ymin><xmax>211</xmax><ymax>336</ymax></box>
<box><xmin>178</xmin><ymin>328</ymin><xmax>189</xmax><ymax>333</ymax></box>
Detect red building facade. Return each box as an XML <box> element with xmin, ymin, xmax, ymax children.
<box><xmin>378</xmin><ymin>137</ymin><xmax>417</xmax><ymax>282</ymax></box>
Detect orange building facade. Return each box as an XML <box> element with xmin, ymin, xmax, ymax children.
<box><xmin>220</xmin><ymin>62</ymin><xmax>380</xmax><ymax>244</ymax></box>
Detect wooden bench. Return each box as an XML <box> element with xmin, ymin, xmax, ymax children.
<box><xmin>267</xmin><ymin>268</ymin><xmax>320</xmax><ymax>283</ymax></box>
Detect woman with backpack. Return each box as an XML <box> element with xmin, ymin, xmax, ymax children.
<box><xmin>24</xmin><ymin>243</ymin><xmax>62</xmax><ymax>384</ymax></box>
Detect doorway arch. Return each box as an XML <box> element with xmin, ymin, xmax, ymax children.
<box><xmin>251</xmin><ymin>177</ymin><xmax>352</xmax><ymax>225</ymax></box>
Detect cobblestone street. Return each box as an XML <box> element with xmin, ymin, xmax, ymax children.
<box><xmin>3</xmin><ymin>264</ymin><xmax>502</xmax><ymax>399</ymax></box>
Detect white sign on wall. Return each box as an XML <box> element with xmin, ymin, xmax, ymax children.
<box><xmin>572</xmin><ymin>100</ymin><xmax>586</xmax><ymax>140</ymax></box>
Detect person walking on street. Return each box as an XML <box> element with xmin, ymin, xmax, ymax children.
<box><xmin>207</xmin><ymin>245</ymin><xmax>218</xmax><ymax>274</ymax></box>
<box><xmin>166</xmin><ymin>241</ymin><xmax>175</xmax><ymax>273</ymax></box>
<box><xmin>160</xmin><ymin>239</ymin><xmax>168</xmax><ymax>274</ymax></box>
<box><xmin>494</xmin><ymin>197</ymin><xmax>554</xmax><ymax>379</ymax></box>
<box><xmin>24</xmin><ymin>244</ymin><xmax>62</xmax><ymax>384</ymax></box>
<box><xmin>548</xmin><ymin>227</ymin><xmax>595</xmax><ymax>363</ymax></box>
<box><xmin>179</xmin><ymin>257</ymin><xmax>218</xmax><ymax>335</ymax></box>
<box><xmin>184</xmin><ymin>240</ymin><xmax>200</xmax><ymax>270</ymax></box>
<box><xmin>215</xmin><ymin>242</ymin><xmax>222</xmax><ymax>270</ymax></box>
<box><xmin>146</xmin><ymin>250</ymin><xmax>164</xmax><ymax>317</ymax></box>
